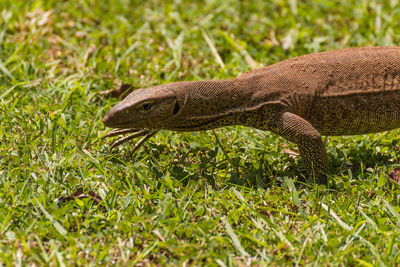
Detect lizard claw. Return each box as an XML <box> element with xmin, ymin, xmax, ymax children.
<box><xmin>101</xmin><ymin>128</ymin><xmax>141</xmax><ymax>139</ymax></box>
<box><xmin>129</xmin><ymin>130</ymin><xmax>157</xmax><ymax>156</ymax></box>
<box><xmin>102</xmin><ymin>128</ymin><xmax>158</xmax><ymax>155</ymax></box>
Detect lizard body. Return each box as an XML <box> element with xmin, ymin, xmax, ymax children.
<box><xmin>103</xmin><ymin>47</ymin><xmax>400</xmax><ymax>183</ymax></box>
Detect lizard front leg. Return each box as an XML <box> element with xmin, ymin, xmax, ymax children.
<box><xmin>270</xmin><ymin>112</ymin><xmax>329</xmax><ymax>184</ymax></box>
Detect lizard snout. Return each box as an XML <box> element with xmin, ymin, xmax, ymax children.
<box><xmin>102</xmin><ymin>113</ymin><xmax>112</xmax><ymax>126</ymax></box>
<box><xmin>102</xmin><ymin>104</ymin><xmax>126</xmax><ymax>128</ymax></box>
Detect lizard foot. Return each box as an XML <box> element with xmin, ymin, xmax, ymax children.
<box><xmin>102</xmin><ymin>128</ymin><xmax>157</xmax><ymax>155</ymax></box>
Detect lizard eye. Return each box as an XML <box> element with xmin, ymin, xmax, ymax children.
<box><xmin>139</xmin><ymin>102</ymin><xmax>153</xmax><ymax>112</ymax></box>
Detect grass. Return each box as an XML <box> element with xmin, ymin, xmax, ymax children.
<box><xmin>1</xmin><ymin>0</ymin><xmax>400</xmax><ymax>265</ymax></box>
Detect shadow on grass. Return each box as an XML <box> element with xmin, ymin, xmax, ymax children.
<box><xmin>106</xmin><ymin>138</ymin><xmax>399</xmax><ymax>192</ymax></box>
<box><xmin>327</xmin><ymin>140</ymin><xmax>399</xmax><ymax>187</ymax></box>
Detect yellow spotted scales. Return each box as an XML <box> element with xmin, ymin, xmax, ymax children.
<box><xmin>103</xmin><ymin>47</ymin><xmax>400</xmax><ymax>183</ymax></box>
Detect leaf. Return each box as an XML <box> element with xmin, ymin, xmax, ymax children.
<box><xmin>0</xmin><ymin>60</ymin><xmax>14</xmax><ymax>80</ymax></box>
<box><xmin>321</xmin><ymin>203</ymin><xmax>353</xmax><ymax>231</ymax></box>
<box><xmin>223</xmin><ymin>217</ymin><xmax>249</xmax><ymax>257</ymax></box>
<box><xmin>34</xmin><ymin>197</ymin><xmax>67</xmax><ymax>237</ymax></box>
<box><xmin>75</xmin><ymin>198</ymin><xmax>84</xmax><ymax>207</ymax></box>
<box><xmin>286</xmin><ymin>178</ymin><xmax>304</xmax><ymax>214</ymax></box>
<box><xmin>382</xmin><ymin>199</ymin><xmax>400</xmax><ymax>225</ymax></box>
<box><xmin>201</xmin><ymin>29</ymin><xmax>225</xmax><ymax>69</ymax></box>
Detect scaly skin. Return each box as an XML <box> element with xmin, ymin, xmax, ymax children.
<box><xmin>103</xmin><ymin>47</ymin><xmax>400</xmax><ymax>184</ymax></box>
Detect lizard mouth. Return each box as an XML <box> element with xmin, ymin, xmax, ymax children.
<box><xmin>171</xmin><ymin>117</ymin><xmax>223</xmax><ymax>131</ymax></box>
<box><xmin>103</xmin><ymin>120</ymin><xmax>137</xmax><ymax>128</ymax></box>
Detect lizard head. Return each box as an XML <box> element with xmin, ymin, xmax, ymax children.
<box><xmin>103</xmin><ymin>80</ymin><xmax>247</xmax><ymax>131</ymax></box>
<box><xmin>102</xmin><ymin>84</ymin><xmax>180</xmax><ymax>129</ymax></box>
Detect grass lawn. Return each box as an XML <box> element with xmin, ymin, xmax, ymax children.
<box><xmin>1</xmin><ymin>0</ymin><xmax>400</xmax><ymax>265</ymax></box>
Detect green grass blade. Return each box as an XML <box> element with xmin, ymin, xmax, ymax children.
<box><xmin>33</xmin><ymin>197</ymin><xmax>67</xmax><ymax>237</ymax></box>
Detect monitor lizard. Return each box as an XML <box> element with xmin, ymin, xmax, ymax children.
<box><xmin>102</xmin><ymin>46</ymin><xmax>400</xmax><ymax>184</ymax></box>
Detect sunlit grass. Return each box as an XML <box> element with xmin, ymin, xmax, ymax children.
<box><xmin>1</xmin><ymin>0</ymin><xmax>400</xmax><ymax>265</ymax></box>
